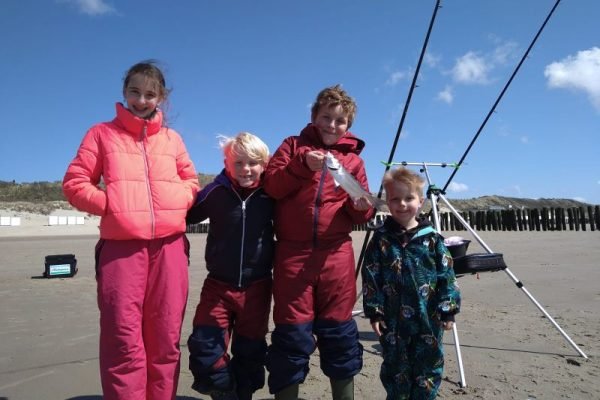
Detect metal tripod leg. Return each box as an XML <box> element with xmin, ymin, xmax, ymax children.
<box><xmin>436</xmin><ymin>193</ymin><xmax>588</xmax><ymax>359</ymax></box>
<box><xmin>428</xmin><ymin>183</ymin><xmax>468</xmax><ymax>387</ymax></box>
<box><xmin>451</xmin><ymin>323</ymin><xmax>466</xmax><ymax>386</ymax></box>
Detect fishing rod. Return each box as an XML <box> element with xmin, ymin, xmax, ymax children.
<box><xmin>355</xmin><ymin>0</ymin><xmax>442</xmax><ymax>280</ymax></box>
<box><xmin>384</xmin><ymin>161</ymin><xmax>459</xmax><ymax>169</ymax></box>
<box><xmin>440</xmin><ymin>0</ymin><xmax>562</xmax><ymax>192</ymax></box>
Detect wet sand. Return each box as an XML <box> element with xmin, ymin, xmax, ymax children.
<box><xmin>0</xmin><ymin>219</ymin><xmax>598</xmax><ymax>399</ymax></box>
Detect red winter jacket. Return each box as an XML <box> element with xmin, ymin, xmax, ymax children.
<box><xmin>264</xmin><ymin>124</ymin><xmax>374</xmax><ymax>245</ymax></box>
<box><xmin>63</xmin><ymin>103</ymin><xmax>199</xmax><ymax>240</ymax></box>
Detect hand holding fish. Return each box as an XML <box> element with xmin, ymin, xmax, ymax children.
<box><xmin>352</xmin><ymin>196</ymin><xmax>372</xmax><ymax>211</ymax></box>
<box><xmin>324</xmin><ymin>152</ymin><xmax>389</xmax><ymax>213</ymax></box>
<box><xmin>306</xmin><ymin>150</ymin><xmax>326</xmax><ymax>171</ymax></box>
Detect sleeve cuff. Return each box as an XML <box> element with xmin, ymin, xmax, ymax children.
<box><xmin>440</xmin><ymin>314</ymin><xmax>455</xmax><ymax>322</ymax></box>
<box><xmin>369</xmin><ymin>314</ymin><xmax>384</xmax><ymax>324</ymax></box>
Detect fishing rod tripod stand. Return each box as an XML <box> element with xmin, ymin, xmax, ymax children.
<box><xmin>396</xmin><ymin>161</ymin><xmax>588</xmax><ymax>387</ymax></box>
<box><xmin>353</xmin><ymin>161</ymin><xmax>589</xmax><ymax>387</ymax></box>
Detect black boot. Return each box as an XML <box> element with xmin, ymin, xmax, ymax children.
<box><xmin>274</xmin><ymin>383</ymin><xmax>299</xmax><ymax>400</ymax></box>
<box><xmin>209</xmin><ymin>390</ymin><xmax>239</xmax><ymax>400</ymax></box>
<box><xmin>236</xmin><ymin>386</ymin><xmax>253</xmax><ymax>400</ymax></box>
<box><xmin>330</xmin><ymin>377</ymin><xmax>354</xmax><ymax>400</ymax></box>
<box><xmin>190</xmin><ymin>380</ymin><xmax>239</xmax><ymax>400</ymax></box>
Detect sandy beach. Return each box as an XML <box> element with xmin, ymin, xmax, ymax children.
<box><xmin>0</xmin><ymin>213</ymin><xmax>599</xmax><ymax>399</ymax></box>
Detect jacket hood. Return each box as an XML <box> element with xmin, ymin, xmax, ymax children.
<box><xmin>197</xmin><ymin>169</ymin><xmax>262</xmax><ymax>204</ymax></box>
<box><xmin>215</xmin><ymin>169</ymin><xmax>233</xmax><ymax>188</ymax></box>
<box><xmin>195</xmin><ymin>170</ymin><xmax>231</xmax><ymax>204</ymax></box>
<box><xmin>300</xmin><ymin>124</ymin><xmax>365</xmax><ymax>155</ymax></box>
<box><xmin>114</xmin><ymin>102</ymin><xmax>163</xmax><ymax>137</ymax></box>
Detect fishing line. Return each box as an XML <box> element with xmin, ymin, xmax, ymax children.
<box><xmin>355</xmin><ymin>0</ymin><xmax>442</xmax><ymax>279</ymax></box>
<box><xmin>441</xmin><ymin>0</ymin><xmax>562</xmax><ymax>192</ymax></box>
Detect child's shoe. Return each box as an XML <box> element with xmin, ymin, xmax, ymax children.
<box><xmin>236</xmin><ymin>386</ymin><xmax>253</xmax><ymax>400</ymax></box>
<box><xmin>191</xmin><ymin>380</ymin><xmax>239</xmax><ymax>400</ymax></box>
<box><xmin>209</xmin><ymin>390</ymin><xmax>239</xmax><ymax>400</ymax></box>
<box><xmin>190</xmin><ymin>379</ymin><xmax>206</xmax><ymax>394</ymax></box>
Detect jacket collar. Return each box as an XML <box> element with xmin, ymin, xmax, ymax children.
<box><xmin>114</xmin><ymin>102</ymin><xmax>163</xmax><ymax>138</ymax></box>
<box><xmin>383</xmin><ymin>217</ymin><xmax>435</xmax><ymax>240</ymax></box>
<box><xmin>299</xmin><ymin>124</ymin><xmax>365</xmax><ymax>155</ymax></box>
<box><xmin>216</xmin><ymin>169</ymin><xmax>263</xmax><ymax>199</ymax></box>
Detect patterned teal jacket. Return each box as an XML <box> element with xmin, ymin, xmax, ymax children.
<box><xmin>362</xmin><ymin>218</ymin><xmax>461</xmax><ymax>336</ymax></box>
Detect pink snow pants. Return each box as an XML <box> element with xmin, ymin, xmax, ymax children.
<box><xmin>95</xmin><ymin>233</ymin><xmax>189</xmax><ymax>400</ymax></box>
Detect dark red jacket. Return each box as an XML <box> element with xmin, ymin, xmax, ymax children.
<box><xmin>264</xmin><ymin>124</ymin><xmax>375</xmax><ymax>246</ymax></box>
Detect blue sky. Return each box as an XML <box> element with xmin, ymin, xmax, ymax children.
<box><xmin>2</xmin><ymin>0</ymin><xmax>599</xmax><ymax>204</ymax></box>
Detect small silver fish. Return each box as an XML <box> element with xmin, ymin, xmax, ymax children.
<box><xmin>325</xmin><ymin>152</ymin><xmax>389</xmax><ymax>212</ymax></box>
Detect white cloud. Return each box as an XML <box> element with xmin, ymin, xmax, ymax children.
<box><xmin>573</xmin><ymin>197</ymin><xmax>587</xmax><ymax>203</ymax></box>
<box><xmin>449</xmin><ymin>41</ymin><xmax>518</xmax><ymax>86</ymax></box>
<box><xmin>436</xmin><ymin>86</ymin><xmax>453</xmax><ymax>104</ymax></box>
<box><xmin>424</xmin><ymin>53</ymin><xmax>441</xmax><ymax>68</ymax></box>
<box><xmin>58</xmin><ymin>0</ymin><xmax>116</xmax><ymax>16</ymax></box>
<box><xmin>385</xmin><ymin>71</ymin><xmax>406</xmax><ymax>86</ymax></box>
<box><xmin>451</xmin><ymin>52</ymin><xmax>491</xmax><ymax>84</ymax></box>
<box><xmin>544</xmin><ymin>47</ymin><xmax>600</xmax><ymax>111</ymax></box>
<box><xmin>519</xmin><ymin>136</ymin><xmax>529</xmax><ymax>144</ymax></box>
<box><xmin>447</xmin><ymin>182</ymin><xmax>469</xmax><ymax>193</ymax></box>
<box><xmin>492</xmin><ymin>41</ymin><xmax>518</xmax><ymax>65</ymax></box>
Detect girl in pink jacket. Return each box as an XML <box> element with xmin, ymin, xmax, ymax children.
<box><xmin>63</xmin><ymin>61</ymin><xmax>199</xmax><ymax>400</ymax></box>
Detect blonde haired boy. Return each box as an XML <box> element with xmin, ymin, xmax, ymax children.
<box><xmin>363</xmin><ymin>167</ymin><xmax>461</xmax><ymax>399</ymax></box>
<box><xmin>187</xmin><ymin>132</ymin><xmax>274</xmax><ymax>400</ymax></box>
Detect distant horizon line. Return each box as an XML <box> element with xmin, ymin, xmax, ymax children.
<box><xmin>0</xmin><ymin>179</ymin><xmax>597</xmax><ymax>205</ymax></box>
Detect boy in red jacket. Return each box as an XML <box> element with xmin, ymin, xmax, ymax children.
<box><xmin>264</xmin><ymin>85</ymin><xmax>374</xmax><ymax>400</ymax></box>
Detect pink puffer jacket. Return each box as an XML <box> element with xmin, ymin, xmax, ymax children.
<box><xmin>63</xmin><ymin>103</ymin><xmax>200</xmax><ymax>240</ymax></box>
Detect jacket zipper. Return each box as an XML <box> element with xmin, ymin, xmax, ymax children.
<box><xmin>140</xmin><ymin>123</ymin><xmax>155</xmax><ymax>238</ymax></box>
<box><xmin>234</xmin><ymin>189</ymin><xmax>257</xmax><ymax>288</ymax></box>
<box><xmin>312</xmin><ymin>164</ymin><xmax>327</xmax><ymax>248</ymax></box>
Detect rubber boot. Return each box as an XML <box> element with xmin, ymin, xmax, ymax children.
<box><xmin>209</xmin><ymin>390</ymin><xmax>239</xmax><ymax>400</ymax></box>
<box><xmin>236</xmin><ymin>386</ymin><xmax>253</xmax><ymax>400</ymax></box>
<box><xmin>274</xmin><ymin>383</ymin><xmax>299</xmax><ymax>400</ymax></box>
<box><xmin>330</xmin><ymin>377</ymin><xmax>354</xmax><ymax>400</ymax></box>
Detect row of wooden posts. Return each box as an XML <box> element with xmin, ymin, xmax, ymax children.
<box><xmin>434</xmin><ymin>206</ymin><xmax>600</xmax><ymax>232</ymax></box>
<box><xmin>188</xmin><ymin>206</ymin><xmax>600</xmax><ymax>234</ymax></box>
<box><xmin>353</xmin><ymin>206</ymin><xmax>600</xmax><ymax>232</ymax></box>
